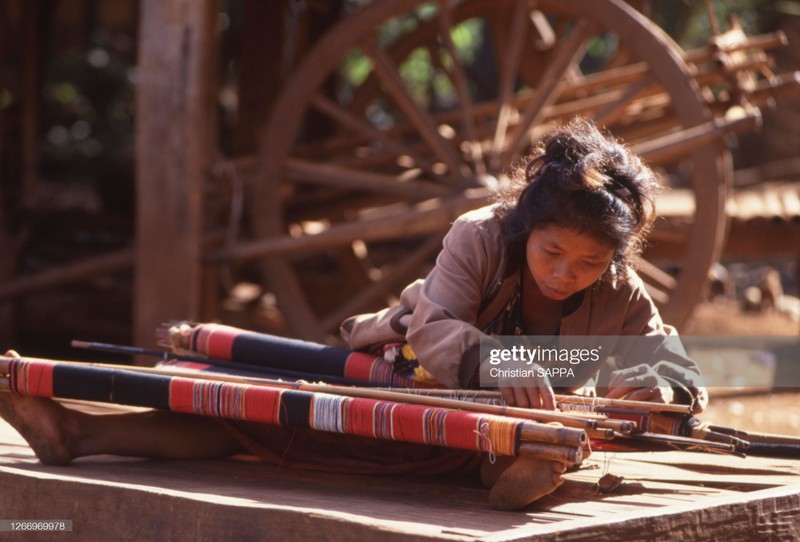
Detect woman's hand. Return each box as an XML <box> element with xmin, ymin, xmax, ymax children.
<box><xmin>606</xmin><ymin>363</ymin><xmax>674</xmax><ymax>404</ymax></box>
<box><xmin>497</xmin><ymin>364</ymin><xmax>556</xmax><ymax>410</ymax></box>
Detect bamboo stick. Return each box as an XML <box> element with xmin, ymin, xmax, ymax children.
<box><xmin>555</xmin><ymin>395</ymin><xmax>692</xmax><ymax>415</ymax></box>
<box><xmin>384</xmin><ymin>388</ymin><xmax>693</xmax><ymax>415</ymax></box>
<box><xmin>690</xmin><ymin>426</ymin><xmax>749</xmax><ymax>450</ymax></box>
<box><xmin>519</xmin><ymin>442</ymin><xmax>582</xmax><ymax>465</ymax></box>
<box><xmin>626</xmin><ymin>432</ymin><xmax>735</xmax><ymax>454</ymax></box>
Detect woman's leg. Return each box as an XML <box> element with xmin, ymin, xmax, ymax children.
<box><xmin>0</xmin><ymin>392</ymin><xmax>244</xmax><ymax>465</ymax></box>
<box><xmin>1</xmin><ymin>392</ymin><xmax>566</xmax><ymax>510</ymax></box>
<box><xmin>480</xmin><ymin>455</ymin><xmax>567</xmax><ymax>510</ymax></box>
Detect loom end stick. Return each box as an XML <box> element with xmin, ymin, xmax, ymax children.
<box><xmin>518</xmin><ymin>442</ymin><xmax>583</xmax><ymax>465</ymax></box>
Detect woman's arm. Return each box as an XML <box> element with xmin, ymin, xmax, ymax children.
<box><xmin>406</xmin><ymin>216</ymin><xmax>555</xmax><ymax>409</ymax></box>
<box><xmin>606</xmin><ymin>272</ymin><xmax>709</xmax><ymax>412</ymax></box>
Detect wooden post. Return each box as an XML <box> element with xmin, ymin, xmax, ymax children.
<box><xmin>134</xmin><ymin>0</ymin><xmax>217</xmax><ymax>358</ymax></box>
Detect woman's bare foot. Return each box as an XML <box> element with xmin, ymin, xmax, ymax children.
<box><xmin>0</xmin><ymin>393</ymin><xmax>79</xmax><ymax>465</ymax></box>
<box><xmin>481</xmin><ymin>455</ymin><xmax>566</xmax><ymax>510</ymax></box>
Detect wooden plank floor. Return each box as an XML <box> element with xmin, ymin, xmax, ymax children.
<box><xmin>1</xmin><ymin>404</ymin><xmax>799</xmax><ymax>541</ymax></box>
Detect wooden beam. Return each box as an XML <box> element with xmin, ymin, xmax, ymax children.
<box><xmin>134</xmin><ymin>0</ymin><xmax>217</xmax><ymax>356</ymax></box>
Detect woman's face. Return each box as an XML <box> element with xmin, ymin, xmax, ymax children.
<box><xmin>526</xmin><ymin>225</ymin><xmax>614</xmax><ymax>300</ymax></box>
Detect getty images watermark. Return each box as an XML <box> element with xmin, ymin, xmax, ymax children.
<box><xmin>479</xmin><ymin>335</ymin><xmax>800</xmax><ymax>389</ymax></box>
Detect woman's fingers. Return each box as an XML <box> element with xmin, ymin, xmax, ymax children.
<box><xmin>604</xmin><ymin>386</ymin><xmax>635</xmax><ymax>399</ymax></box>
<box><xmin>498</xmin><ymin>382</ymin><xmax>557</xmax><ymax>410</ymax></box>
<box><xmin>499</xmin><ymin>386</ymin><xmax>516</xmax><ymax>406</ymax></box>
<box><xmin>541</xmin><ymin>382</ymin><xmax>556</xmax><ymax>410</ymax></box>
<box><xmin>529</xmin><ymin>382</ymin><xmax>555</xmax><ymax>410</ymax></box>
<box><xmin>513</xmin><ymin>386</ymin><xmax>530</xmax><ymax>408</ymax></box>
<box><xmin>606</xmin><ymin>386</ymin><xmax>675</xmax><ymax>403</ymax></box>
<box><xmin>624</xmin><ymin>387</ymin><xmax>673</xmax><ymax>403</ymax></box>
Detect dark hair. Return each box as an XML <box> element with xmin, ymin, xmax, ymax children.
<box><xmin>495</xmin><ymin>117</ymin><xmax>660</xmax><ymax>281</ymax></box>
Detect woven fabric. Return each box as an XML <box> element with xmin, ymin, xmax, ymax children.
<box><xmin>186</xmin><ymin>323</ymin><xmax>424</xmax><ymax>387</ymax></box>
<box><xmin>7</xmin><ymin>357</ymin><xmax>522</xmax><ymax>456</ymax></box>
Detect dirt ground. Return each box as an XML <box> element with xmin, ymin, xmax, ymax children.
<box><xmin>683</xmin><ymin>299</ymin><xmax>799</xmax><ymax>436</ymax></box>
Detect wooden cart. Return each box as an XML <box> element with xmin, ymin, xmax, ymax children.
<box><xmin>203</xmin><ymin>0</ymin><xmax>796</xmax><ymax>342</ymax></box>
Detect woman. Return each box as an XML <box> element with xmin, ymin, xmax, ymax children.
<box><xmin>341</xmin><ymin>117</ymin><xmax>707</xmax><ymax>413</ymax></box>
<box><xmin>0</xmin><ymin>118</ymin><xmax>707</xmax><ymax>511</ymax></box>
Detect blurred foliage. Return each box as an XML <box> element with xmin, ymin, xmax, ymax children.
<box><xmin>649</xmin><ymin>0</ymin><xmax>778</xmax><ymax>48</ymax></box>
<box><xmin>39</xmin><ymin>29</ymin><xmax>135</xmax><ymax>182</ymax></box>
<box><xmin>333</xmin><ymin>0</ymin><xmax>780</xmax><ymax>115</ymax></box>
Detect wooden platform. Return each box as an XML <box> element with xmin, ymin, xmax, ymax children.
<box><xmin>1</xmin><ymin>406</ymin><xmax>800</xmax><ymax>541</ymax></box>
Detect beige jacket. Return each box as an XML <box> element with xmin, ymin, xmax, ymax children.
<box><xmin>341</xmin><ymin>206</ymin><xmax>708</xmax><ymax>411</ymax></box>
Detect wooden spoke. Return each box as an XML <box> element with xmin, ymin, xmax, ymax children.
<box><xmin>359</xmin><ymin>38</ymin><xmax>465</xmax><ymax>176</ymax></box>
<box><xmin>500</xmin><ymin>18</ymin><xmax>595</xmax><ymax>165</ymax></box>
<box><xmin>309</xmin><ymin>94</ymin><xmax>435</xmax><ymax>173</ymax></box>
<box><xmin>285</xmin><ymin>158</ymin><xmax>450</xmax><ymax>198</ymax></box>
<box><xmin>633</xmin><ymin>110</ymin><xmax>760</xmax><ymax>165</ymax></box>
<box><xmin>489</xmin><ymin>0</ymin><xmax>532</xmax><ymax>164</ymax></box>
<box><xmin>592</xmin><ymin>73</ymin><xmax>656</xmax><ymax>126</ymax></box>
<box><xmin>260</xmin><ymin>259</ymin><xmax>327</xmax><ymax>341</ymax></box>
<box><xmin>320</xmin><ymin>234</ymin><xmax>443</xmax><ymax>331</ymax></box>
<box><xmin>636</xmin><ymin>257</ymin><xmax>678</xmax><ymax>293</ymax></box>
<box><xmin>437</xmin><ymin>0</ymin><xmax>485</xmax><ymax>174</ymax></box>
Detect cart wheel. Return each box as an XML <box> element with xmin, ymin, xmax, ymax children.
<box><xmin>252</xmin><ymin>0</ymin><xmax>728</xmax><ymax>341</ymax></box>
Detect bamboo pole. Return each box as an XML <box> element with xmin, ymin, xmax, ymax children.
<box><xmin>555</xmin><ymin>395</ymin><xmax>692</xmax><ymax>415</ymax></box>
<box><xmin>384</xmin><ymin>388</ymin><xmax>693</xmax><ymax>415</ymax></box>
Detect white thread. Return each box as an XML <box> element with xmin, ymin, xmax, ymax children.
<box><xmin>474</xmin><ymin>421</ymin><xmax>497</xmax><ymax>464</ymax></box>
<box><xmin>311</xmin><ymin>393</ymin><xmax>346</xmax><ymax>433</ymax></box>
